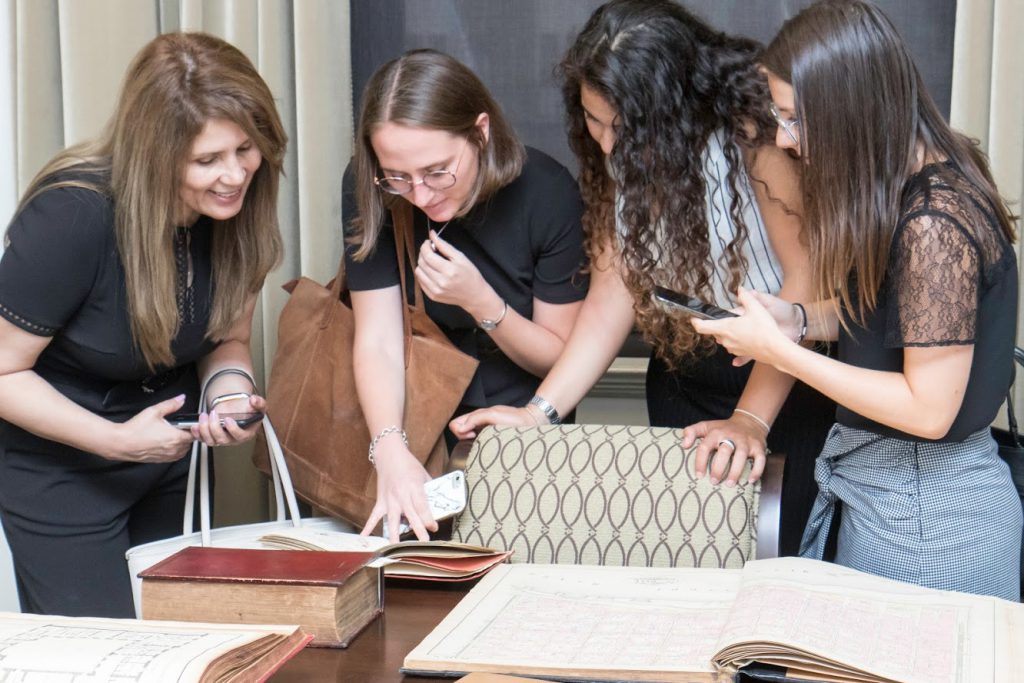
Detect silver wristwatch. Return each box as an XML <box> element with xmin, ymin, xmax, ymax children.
<box><xmin>478</xmin><ymin>300</ymin><xmax>509</xmax><ymax>331</ymax></box>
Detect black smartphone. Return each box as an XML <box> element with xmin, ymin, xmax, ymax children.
<box><xmin>167</xmin><ymin>412</ymin><xmax>264</xmax><ymax>429</ymax></box>
<box><xmin>653</xmin><ymin>286</ymin><xmax>738</xmax><ymax>320</ymax></box>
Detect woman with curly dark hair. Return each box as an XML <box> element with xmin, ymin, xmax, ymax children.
<box><xmin>453</xmin><ymin>0</ymin><xmax>836</xmax><ymax>556</ymax></box>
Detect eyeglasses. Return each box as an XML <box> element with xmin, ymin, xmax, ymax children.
<box><xmin>769</xmin><ymin>103</ymin><xmax>800</xmax><ymax>146</ymax></box>
<box><xmin>374</xmin><ymin>139</ymin><xmax>469</xmax><ymax>195</ymax></box>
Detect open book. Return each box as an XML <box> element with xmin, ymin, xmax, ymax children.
<box><xmin>259</xmin><ymin>528</ymin><xmax>511</xmax><ymax>581</ymax></box>
<box><xmin>403</xmin><ymin>557</ymin><xmax>1023</xmax><ymax>683</ymax></box>
<box><xmin>0</xmin><ymin>611</ymin><xmax>309</xmax><ymax>682</ymax></box>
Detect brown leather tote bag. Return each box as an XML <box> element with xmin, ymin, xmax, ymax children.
<box><xmin>253</xmin><ymin>203</ymin><xmax>479</xmax><ymax>526</ymax></box>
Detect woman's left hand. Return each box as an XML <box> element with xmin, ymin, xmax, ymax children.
<box><xmin>690</xmin><ymin>287</ymin><xmax>791</xmax><ymax>366</ymax></box>
<box><xmin>190</xmin><ymin>394</ymin><xmax>266</xmax><ymax>447</ymax></box>
<box><xmin>682</xmin><ymin>415</ymin><xmax>768</xmax><ymax>486</ymax></box>
<box><xmin>415</xmin><ymin>230</ymin><xmax>491</xmax><ymax>310</ymax></box>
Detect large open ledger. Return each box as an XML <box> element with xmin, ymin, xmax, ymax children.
<box><xmin>403</xmin><ymin>557</ymin><xmax>1023</xmax><ymax>683</ymax></box>
<box><xmin>0</xmin><ymin>611</ymin><xmax>309</xmax><ymax>682</ymax></box>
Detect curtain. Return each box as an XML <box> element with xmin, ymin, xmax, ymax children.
<box><xmin>0</xmin><ymin>0</ymin><xmax>353</xmax><ymax>531</ymax></box>
<box><xmin>951</xmin><ymin>0</ymin><xmax>1024</xmax><ymax>416</ymax></box>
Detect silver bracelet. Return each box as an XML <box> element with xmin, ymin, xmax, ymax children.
<box><xmin>527</xmin><ymin>395</ymin><xmax>562</xmax><ymax>425</ymax></box>
<box><xmin>733</xmin><ymin>408</ymin><xmax>771</xmax><ymax>434</ymax></box>
<box><xmin>792</xmin><ymin>303</ymin><xmax>808</xmax><ymax>344</ymax></box>
<box><xmin>368</xmin><ymin>425</ymin><xmax>408</xmax><ymax>465</ymax></box>
<box><xmin>209</xmin><ymin>392</ymin><xmax>252</xmax><ymax>410</ymax></box>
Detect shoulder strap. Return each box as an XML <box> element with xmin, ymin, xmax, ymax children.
<box><xmin>391</xmin><ymin>202</ymin><xmax>422</xmax><ymax>367</ymax></box>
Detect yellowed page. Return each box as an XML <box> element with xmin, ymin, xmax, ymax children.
<box><xmin>713</xmin><ymin>557</ymin><xmax>999</xmax><ymax>683</ymax></box>
<box><xmin>405</xmin><ymin>563</ymin><xmax>741</xmax><ymax>681</ymax></box>
<box><xmin>259</xmin><ymin>528</ymin><xmax>388</xmax><ymax>552</ymax></box>
<box><xmin>0</xmin><ymin>611</ymin><xmax>299</xmax><ymax>681</ymax></box>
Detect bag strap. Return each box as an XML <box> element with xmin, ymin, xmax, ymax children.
<box><xmin>182</xmin><ymin>369</ymin><xmax>304</xmax><ymax>544</ymax></box>
<box><xmin>1006</xmin><ymin>346</ymin><xmax>1024</xmax><ymax>448</ymax></box>
<box><xmin>392</xmin><ymin>202</ymin><xmax>423</xmax><ymax>368</ymax></box>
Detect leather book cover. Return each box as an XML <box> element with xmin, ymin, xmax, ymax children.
<box><xmin>140</xmin><ymin>546</ymin><xmax>376</xmax><ymax>586</ymax></box>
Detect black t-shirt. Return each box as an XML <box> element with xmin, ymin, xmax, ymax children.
<box><xmin>837</xmin><ymin>162</ymin><xmax>1018</xmax><ymax>441</ymax></box>
<box><xmin>343</xmin><ymin>147</ymin><xmax>588</xmax><ymax>408</ymax></box>
<box><xmin>0</xmin><ymin>176</ymin><xmax>216</xmax><ymax>428</ymax></box>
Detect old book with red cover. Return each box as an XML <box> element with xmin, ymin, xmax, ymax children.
<box><xmin>140</xmin><ymin>547</ymin><xmax>381</xmax><ymax>648</ymax></box>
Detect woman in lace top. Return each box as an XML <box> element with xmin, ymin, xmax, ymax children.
<box><xmin>0</xmin><ymin>33</ymin><xmax>286</xmax><ymax>616</ymax></box>
<box><xmin>693</xmin><ymin>0</ymin><xmax>1020</xmax><ymax>599</ymax></box>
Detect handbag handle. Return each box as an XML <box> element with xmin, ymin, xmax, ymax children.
<box><xmin>182</xmin><ymin>370</ymin><xmax>304</xmax><ymax>544</ymax></box>
<box><xmin>392</xmin><ymin>201</ymin><xmax>425</xmax><ymax>368</ymax></box>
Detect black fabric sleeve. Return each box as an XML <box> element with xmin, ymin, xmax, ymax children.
<box><xmin>0</xmin><ymin>186</ymin><xmax>107</xmax><ymax>336</ymax></box>
<box><xmin>527</xmin><ymin>161</ymin><xmax>588</xmax><ymax>304</ymax></box>
<box><xmin>341</xmin><ymin>163</ymin><xmax>401</xmax><ymax>292</ymax></box>
<box><xmin>885</xmin><ymin>209</ymin><xmax>978</xmax><ymax>347</ymax></box>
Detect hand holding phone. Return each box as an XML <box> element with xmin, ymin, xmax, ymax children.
<box><xmin>385</xmin><ymin>470</ymin><xmax>468</xmax><ymax>537</ymax></box>
<box><xmin>167</xmin><ymin>412</ymin><xmax>264</xmax><ymax>430</ymax></box>
<box><xmin>653</xmin><ymin>286</ymin><xmax>737</xmax><ymax>320</ymax></box>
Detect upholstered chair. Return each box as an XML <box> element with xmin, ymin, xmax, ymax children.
<box><xmin>450</xmin><ymin>424</ymin><xmax>783</xmax><ymax>568</ymax></box>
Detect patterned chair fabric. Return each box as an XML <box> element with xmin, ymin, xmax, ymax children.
<box><xmin>451</xmin><ymin>424</ymin><xmax>764</xmax><ymax>569</ymax></box>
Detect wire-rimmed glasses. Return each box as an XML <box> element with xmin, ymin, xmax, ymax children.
<box><xmin>374</xmin><ymin>140</ymin><xmax>469</xmax><ymax>195</ymax></box>
<box><xmin>769</xmin><ymin>103</ymin><xmax>800</xmax><ymax>146</ymax></box>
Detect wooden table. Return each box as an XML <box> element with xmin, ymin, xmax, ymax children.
<box><xmin>271</xmin><ymin>582</ymin><xmax>467</xmax><ymax>682</ymax></box>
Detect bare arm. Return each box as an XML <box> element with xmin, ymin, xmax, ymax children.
<box><xmin>685</xmin><ymin>144</ymin><xmax>812</xmax><ymax>484</ymax></box>
<box><xmin>0</xmin><ymin>316</ymin><xmax>194</xmax><ymax>462</ymax></box>
<box><xmin>451</xmin><ymin>238</ymin><xmax>634</xmax><ymax>437</ymax></box>
<box><xmin>350</xmin><ymin>285</ymin><xmax>436</xmax><ymax>542</ymax></box>
<box><xmin>192</xmin><ymin>293</ymin><xmax>267</xmax><ymax>446</ymax></box>
<box><xmin>694</xmin><ymin>288</ymin><xmax>972</xmax><ymax>439</ymax></box>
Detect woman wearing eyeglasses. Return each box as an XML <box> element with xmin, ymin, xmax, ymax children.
<box><xmin>452</xmin><ymin>0</ymin><xmax>836</xmax><ymax>557</ymax></box>
<box><xmin>343</xmin><ymin>49</ymin><xmax>587</xmax><ymax>541</ymax></box>
<box><xmin>692</xmin><ymin>0</ymin><xmax>1020</xmax><ymax>599</ymax></box>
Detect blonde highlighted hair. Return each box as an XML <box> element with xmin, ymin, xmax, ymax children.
<box><xmin>13</xmin><ymin>32</ymin><xmax>286</xmax><ymax>369</ymax></box>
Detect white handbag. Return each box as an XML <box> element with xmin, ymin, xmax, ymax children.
<box><xmin>125</xmin><ymin>410</ymin><xmax>353</xmax><ymax>618</ymax></box>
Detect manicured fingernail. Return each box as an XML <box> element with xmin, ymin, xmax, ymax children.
<box><xmin>175</xmin><ymin>394</ymin><xmax>186</xmax><ymax>402</ymax></box>
<box><xmin>709</xmin><ymin>477</ymin><xmax>719</xmax><ymax>485</ymax></box>
<box><xmin>724</xmin><ymin>480</ymin><xmax>735</xmax><ymax>488</ymax></box>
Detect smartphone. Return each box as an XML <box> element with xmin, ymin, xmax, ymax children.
<box><xmin>167</xmin><ymin>412</ymin><xmax>264</xmax><ymax>429</ymax></box>
<box><xmin>385</xmin><ymin>470</ymin><xmax>468</xmax><ymax>537</ymax></box>
<box><xmin>653</xmin><ymin>286</ymin><xmax>737</xmax><ymax>320</ymax></box>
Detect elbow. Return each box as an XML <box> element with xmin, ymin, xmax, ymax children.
<box><xmin>904</xmin><ymin>414</ymin><xmax>956</xmax><ymax>441</ymax></box>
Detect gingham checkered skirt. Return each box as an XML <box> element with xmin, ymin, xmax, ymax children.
<box><xmin>800</xmin><ymin>423</ymin><xmax>1022</xmax><ymax>601</ymax></box>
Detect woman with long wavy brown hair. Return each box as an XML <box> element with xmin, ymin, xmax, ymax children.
<box><xmin>453</xmin><ymin>0</ymin><xmax>835</xmax><ymax>557</ymax></box>
<box><xmin>695</xmin><ymin>0</ymin><xmax>1020</xmax><ymax>599</ymax></box>
<box><xmin>0</xmin><ymin>32</ymin><xmax>285</xmax><ymax>616</ymax></box>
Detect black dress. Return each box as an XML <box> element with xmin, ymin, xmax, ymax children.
<box><xmin>343</xmin><ymin>147</ymin><xmax>589</xmax><ymax>410</ymax></box>
<box><xmin>0</xmin><ymin>176</ymin><xmax>216</xmax><ymax>617</ymax></box>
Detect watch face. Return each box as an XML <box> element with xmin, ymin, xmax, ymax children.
<box><xmin>478</xmin><ymin>319</ymin><xmax>497</xmax><ymax>331</ymax></box>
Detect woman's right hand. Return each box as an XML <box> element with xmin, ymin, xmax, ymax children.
<box><xmin>109</xmin><ymin>394</ymin><xmax>195</xmax><ymax>463</ymax></box>
<box><xmin>449</xmin><ymin>404</ymin><xmax>538</xmax><ymax>440</ymax></box>
<box><xmin>360</xmin><ymin>439</ymin><xmax>437</xmax><ymax>543</ymax></box>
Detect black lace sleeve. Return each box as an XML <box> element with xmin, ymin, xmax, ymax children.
<box><xmin>885</xmin><ymin>205</ymin><xmax>979</xmax><ymax>347</ymax></box>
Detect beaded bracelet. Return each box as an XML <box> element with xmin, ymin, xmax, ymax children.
<box><xmin>368</xmin><ymin>425</ymin><xmax>408</xmax><ymax>465</ymax></box>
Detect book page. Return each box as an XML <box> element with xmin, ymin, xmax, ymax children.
<box><xmin>713</xmin><ymin>557</ymin><xmax>997</xmax><ymax>683</ymax></box>
<box><xmin>260</xmin><ymin>528</ymin><xmax>388</xmax><ymax>552</ymax></box>
<box><xmin>0</xmin><ymin>611</ymin><xmax>299</xmax><ymax>682</ymax></box>
<box><xmin>405</xmin><ymin>563</ymin><xmax>742</xmax><ymax>681</ymax></box>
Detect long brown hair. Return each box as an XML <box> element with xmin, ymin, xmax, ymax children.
<box><xmin>558</xmin><ymin>0</ymin><xmax>777</xmax><ymax>366</ymax></box>
<box><xmin>12</xmin><ymin>32</ymin><xmax>286</xmax><ymax>370</ymax></box>
<box><xmin>349</xmin><ymin>49</ymin><xmax>525</xmax><ymax>260</ymax></box>
<box><xmin>761</xmin><ymin>0</ymin><xmax>1016</xmax><ymax>326</ymax></box>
